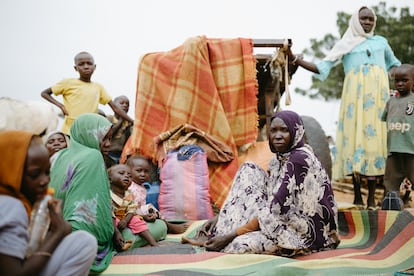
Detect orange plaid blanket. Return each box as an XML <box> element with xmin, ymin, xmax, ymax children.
<box><xmin>123</xmin><ymin>36</ymin><xmax>258</xmax><ymax>207</ymax></box>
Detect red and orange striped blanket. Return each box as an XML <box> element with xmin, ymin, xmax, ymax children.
<box><xmin>102</xmin><ymin>210</ymin><xmax>414</xmax><ymax>275</ymax></box>
<box><xmin>122</xmin><ymin>36</ymin><xmax>258</xmax><ymax>207</ymax></box>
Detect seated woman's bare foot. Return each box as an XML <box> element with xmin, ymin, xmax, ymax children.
<box><xmin>181</xmin><ymin>235</ymin><xmax>208</xmax><ymax>246</ymax></box>
<box><xmin>166</xmin><ymin>221</ymin><xmax>190</xmax><ymax>234</ymax></box>
<box><xmin>181</xmin><ymin>225</ymin><xmax>210</xmax><ymax>246</ymax></box>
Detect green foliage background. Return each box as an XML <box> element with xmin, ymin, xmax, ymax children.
<box><xmin>296</xmin><ymin>2</ymin><xmax>414</xmax><ymax>101</ymax></box>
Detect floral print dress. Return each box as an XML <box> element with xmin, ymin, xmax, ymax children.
<box><xmin>211</xmin><ymin>111</ymin><xmax>340</xmax><ymax>256</ymax></box>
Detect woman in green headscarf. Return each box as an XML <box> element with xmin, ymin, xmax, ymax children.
<box><xmin>50</xmin><ymin>113</ymin><xmax>115</xmax><ymax>273</ymax></box>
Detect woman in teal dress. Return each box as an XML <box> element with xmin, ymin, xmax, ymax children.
<box><xmin>290</xmin><ymin>6</ymin><xmax>400</xmax><ymax>208</ymax></box>
<box><xmin>50</xmin><ymin>113</ymin><xmax>115</xmax><ymax>273</ymax></box>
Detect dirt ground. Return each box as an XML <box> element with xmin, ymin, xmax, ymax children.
<box><xmin>333</xmin><ymin>178</ymin><xmax>414</xmax><ymax>211</ymax></box>
<box><xmin>239</xmin><ymin>141</ymin><xmax>414</xmax><ymax>211</ymax></box>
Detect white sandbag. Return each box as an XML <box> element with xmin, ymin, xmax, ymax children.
<box><xmin>0</xmin><ymin>97</ymin><xmax>60</xmax><ymax>140</ymax></box>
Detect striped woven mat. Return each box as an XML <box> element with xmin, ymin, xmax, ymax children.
<box><xmin>102</xmin><ymin>210</ymin><xmax>414</xmax><ymax>275</ymax></box>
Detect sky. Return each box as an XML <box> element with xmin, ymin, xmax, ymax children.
<box><xmin>1</xmin><ymin>0</ymin><xmax>413</xmax><ymax>137</ymax></box>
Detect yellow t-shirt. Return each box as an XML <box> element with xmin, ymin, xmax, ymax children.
<box><xmin>51</xmin><ymin>78</ymin><xmax>112</xmax><ymax>134</ymax></box>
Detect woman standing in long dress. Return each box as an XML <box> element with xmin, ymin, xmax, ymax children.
<box><xmin>290</xmin><ymin>6</ymin><xmax>401</xmax><ymax>208</ymax></box>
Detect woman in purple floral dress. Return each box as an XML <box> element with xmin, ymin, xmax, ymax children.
<box><xmin>193</xmin><ymin>110</ymin><xmax>340</xmax><ymax>257</ymax></box>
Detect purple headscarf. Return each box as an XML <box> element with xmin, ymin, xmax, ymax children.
<box><xmin>268</xmin><ymin>110</ymin><xmax>305</xmax><ymax>153</ymax></box>
<box><xmin>259</xmin><ymin>110</ymin><xmax>339</xmax><ymax>253</ymax></box>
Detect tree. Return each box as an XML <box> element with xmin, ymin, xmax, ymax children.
<box><xmin>295</xmin><ymin>2</ymin><xmax>414</xmax><ymax>101</ymax></box>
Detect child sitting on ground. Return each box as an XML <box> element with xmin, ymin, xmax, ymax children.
<box><xmin>126</xmin><ymin>155</ymin><xmax>189</xmax><ymax>234</ymax></box>
<box><xmin>108</xmin><ymin>164</ymin><xmax>159</xmax><ymax>251</ymax></box>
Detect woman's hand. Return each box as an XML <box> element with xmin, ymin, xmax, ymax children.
<box><xmin>196</xmin><ymin>215</ymin><xmax>218</xmax><ymax>238</ymax></box>
<box><xmin>204</xmin><ymin>231</ymin><xmax>237</xmax><ymax>252</ymax></box>
<box><xmin>112</xmin><ymin>228</ymin><xmax>125</xmax><ymax>251</ymax></box>
<box><xmin>48</xmin><ymin>198</ymin><xmax>72</xmax><ymax>238</ymax></box>
<box><xmin>287</xmin><ymin>51</ymin><xmax>319</xmax><ymax>73</ymax></box>
<box><xmin>287</xmin><ymin>49</ymin><xmax>303</xmax><ymax>65</ymax></box>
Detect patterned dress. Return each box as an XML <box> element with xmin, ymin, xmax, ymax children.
<box><xmin>317</xmin><ymin>36</ymin><xmax>400</xmax><ymax>180</ymax></box>
<box><xmin>211</xmin><ymin>111</ymin><xmax>340</xmax><ymax>256</ymax></box>
<box><xmin>110</xmin><ymin>190</ymin><xmax>149</xmax><ymax>234</ymax></box>
<box><xmin>50</xmin><ymin>114</ymin><xmax>114</xmax><ymax>273</ymax></box>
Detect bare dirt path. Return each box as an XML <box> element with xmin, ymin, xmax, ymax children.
<box><xmin>333</xmin><ymin>179</ymin><xmax>413</xmax><ymax>211</ymax></box>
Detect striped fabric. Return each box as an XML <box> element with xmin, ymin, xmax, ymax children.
<box><xmin>103</xmin><ymin>210</ymin><xmax>414</xmax><ymax>275</ymax></box>
<box><xmin>158</xmin><ymin>150</ymin><xmax>214</xmax><ymax>220</ymax></box>
<box><xmin>122</xmin><ymin>36</ymin><xmax>258</xmax><ymax>207</ymax></box>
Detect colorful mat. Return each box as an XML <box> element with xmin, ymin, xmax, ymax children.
<box><xmin>122</xmin><ymin>36</ymin><xmax>258</xmax><ymax>208</ymax></box>
<box><xmin>102</xmin><ymin>210</ymin><xmax>414</xmax><ymax>275</ymax></box>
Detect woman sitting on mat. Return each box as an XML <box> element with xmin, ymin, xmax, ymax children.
<box><xmin>49</xmin><ymin>113</ymin><xmax>116</xmax><ymax>273</ymax></box>
<box><xmin>184</xmin><ymin>110</ymin><xmax>340</xmax><ymax>257</ymax></box>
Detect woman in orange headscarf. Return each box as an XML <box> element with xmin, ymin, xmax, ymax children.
<box><xmin>0</xmin><ymin>130</ymin><xmax>97</xmax><ymax>276</ymax></box>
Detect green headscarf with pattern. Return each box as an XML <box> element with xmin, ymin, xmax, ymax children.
<box><xmin>50</xmin><ymin>113</ymin><xmax>114</xmax><ymax>273</ymax></box>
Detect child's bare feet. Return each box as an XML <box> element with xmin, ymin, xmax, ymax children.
<box><xmin>166</xmin><ymin>221</ymin><xmax>190</xmax><ymax>234</ymax></box>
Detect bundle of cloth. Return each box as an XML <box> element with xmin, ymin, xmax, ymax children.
<box><xmin>122</xmin><ymin>36</ymin><xmax>259</xmax><ymax>207</ymax></box>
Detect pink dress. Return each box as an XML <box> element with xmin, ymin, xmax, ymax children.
<box><xmin>128</xmin><ymin>182</ymin><xmax>160</xmax><ymax>217</ymax></box>
<box><xmin>111</xmin><ymin>190</ymin><xmax>148</xmax><ymax>234</ymax></box>
<box><xmin>128</xmin><ymin>182</ymin><xmax>147</xmax><ymax>208</ymax></box>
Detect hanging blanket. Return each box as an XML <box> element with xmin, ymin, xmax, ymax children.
<box><xmin>102</xmin><ymin>210</ymin><xmax>414</xmax><ymax>275</ymax></box>
<box><xmin>122</xmin><ymin>36</ymin><xmax>258</xmax><ymax>207</ymax></box>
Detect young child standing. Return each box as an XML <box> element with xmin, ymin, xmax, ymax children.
<box><xmin>126</xmin><ymin>155</ymin><xmax>189</xmax><ymax>234</ymax></box>
<box><xmin>108</xmin><ymin>164</ymin><xmax>159</xmax><ymax>251</ymax></box>
<box><xmin>106</xmin><ymin>95</ymin><xmax>133</xmax><ymax>166</ymax></box>
<box><xmin>382</xmin><ymin>64</ymin><xmax>414</xmax><ymax>206</ymax></box>
<box><xmin>41</xmin><ymin>51</ymin><xmax>133</xmax><ymax>135</ymax></box>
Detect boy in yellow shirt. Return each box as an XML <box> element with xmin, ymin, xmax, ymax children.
<box><xmin>41</xmin><ymin>51</ymin><xmax>133</xmax><ymax>135</ymax></box>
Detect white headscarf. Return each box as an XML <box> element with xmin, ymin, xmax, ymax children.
<box><xmin>45</xmin><ymin>130</ymin><xmax>70</xmax><ymax>148</ymax></box>
<box><xmin>324</xmin><ymin>7</ymin><xmax>377</xmax><ymax>62</ymax></box>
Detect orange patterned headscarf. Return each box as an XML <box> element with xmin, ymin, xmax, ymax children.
<box><xmin>0</xmin><ymin>130</ymin><xmax>34</xmax><ymax>217</ymax></box>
